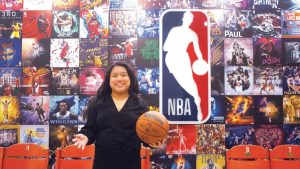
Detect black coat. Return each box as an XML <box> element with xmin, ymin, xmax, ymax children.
<box><xmin>79</xmin><ymin>94</ymin><xmax>149</xmax><ymax>169</ymax></box>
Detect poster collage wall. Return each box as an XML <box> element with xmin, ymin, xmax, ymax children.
<box><xmin>0</xmin><ymin>0</ymin><xmax>300</xmax><ymax>168</ymax></box>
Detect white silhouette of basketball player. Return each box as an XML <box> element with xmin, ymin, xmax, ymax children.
<box><xmin>179</xmin><ymin>130</ymin><xmax>187</xmax><ymax>153</ymax></box>
<box><xmin>163</xmin><ymin>11</ymin><xmax>206</xmax><ymax>121</ymax></box>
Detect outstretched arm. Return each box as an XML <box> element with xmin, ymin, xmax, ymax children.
<box><xmin>73</xmin><ymin>97</ymin><xmax>98</xmax><ymax>149</ymax></box>
<box><xmin>31</xmin><ymin>108</ymin><xmax>37</xmax><ymax>115</ymax></box>
<box><xmin>55</xmin><ymin>13</ymin><xmax>64</xmax><ymax>22</ymax></box>
<box><xmin>55</xmin><ymin>14</ymin><xmax>64</xmax><ymax>23</ymax></box>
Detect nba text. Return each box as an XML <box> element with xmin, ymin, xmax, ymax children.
<box><xmin>168</xmin><ymin>98</ymin><xmax>191</xmax><ymax>116</ymax></box>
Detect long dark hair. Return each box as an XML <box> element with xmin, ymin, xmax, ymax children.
<box><xmin>89</xmin><ymin>62</ymin><xmax>138</xmax><ymax>109</ymax></box>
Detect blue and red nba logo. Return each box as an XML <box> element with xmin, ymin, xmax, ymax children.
<box><xmin>160</xmin><ymin>10</ymin><xmax>210</xmax><ymax>124</ymax></box>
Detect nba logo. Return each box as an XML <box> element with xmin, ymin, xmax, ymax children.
<box><xmin>160</xmin><ymin>10</ymin><xmax>210</xmax><ymax>124</ymax></box>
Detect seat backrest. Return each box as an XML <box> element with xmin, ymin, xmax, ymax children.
<box><xmin>226</xmin><ymin>145</ymin><xmax>270</xmax><ymax>169</ymax></box>
<box><xmin>270</xmin><ymin>145</ymin><xmax>300</xmax><ymax>169</ymax></box>
<box><xmin>2</xmin><ymin>144</ymin><xmax>49</xmax><ymax>169</ymax></box>
<box><xmin>0</xmin><ymin>147</ymin><xmax>3</xmax><ymax>169</ymax></box>
<box><xmin>55</xmin><ymin>144</ymin><xmax>95</xmax><ymax>169</ymax></box>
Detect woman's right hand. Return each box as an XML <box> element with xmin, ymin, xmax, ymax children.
<box><xmin>72</xmin><ymin>134</ymin><xmax>88</xmax><ymax>150</ymax></box>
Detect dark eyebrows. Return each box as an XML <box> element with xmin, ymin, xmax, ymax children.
<box><xmin>111</xmin><ymin>71</ymin><xmax>128</xmax><ymax>75</ymax></box>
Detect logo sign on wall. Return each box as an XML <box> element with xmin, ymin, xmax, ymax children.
<box><xmin>160</xmin><ymin>10</ymin><xmax>210</xmax><ymax>124</ymax></box>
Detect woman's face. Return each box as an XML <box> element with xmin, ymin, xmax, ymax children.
<box><xmin>110</xmin><ymin>66</ymin><xmax>131</xmax><ymax>95</ymax></box>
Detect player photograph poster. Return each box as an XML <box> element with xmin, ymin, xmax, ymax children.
<box><xmin>255</xmin><ymin>124</ymin><xmax>283</xmax><ymax>149</ymax></box>
<box><xmin>283</xmin><ymin>124</ymin><xmax>300</xmax><ymax>144</ymax></box>
<box><xmin>0</xmin><ymin>67</ymin><xmax>21</xmax><ymax>96</ymax></box>
<box><xmin>137</xmin><ymin>38</ymin><xmax>159</xmax><ymax>67</ymax></box>
<box><xmin>0</xmin><ymin>11</ymin><xmax>23</xmax><ymax>39</ymax></box>
<box><xmin>253</xmin><ymin>66</ymin><xmax>283</xmax><ymax>95</ymax></box>
<box><xmin>253</xmin><ymin>37</ymin><xmax>282</xmax><ymax>66</ymax></box>
<box><xmin>23</xmin><ymin>0</ymin><xmax>52</xmax><ymax>10</ymax></box>
<box><xmin>160</xmin><ymin>10</ymin><xmax>210</xmax><ymax>124</ymax></box>
<box><xmin>20</xmin><ymin>96</ymin><xmax>50</xmax><ymax>125</ymax></box>
<box><xmin>225</xmin><ymin>124</ymin><xmax>255</xmax><ymax>149</ymax></box>
<box><xmin>22</xmin><ymin>67</ymin><xmax>50</xmax><ymax>96</ymax></box>
<box><xmin>283</xmin><ymin>95</ymin><xmax>300</xmax><ymax>124</ymax></box>
<box><xmin>79</xmin><ymin>38</ymin><xmax>108</xmax><ymax>67</ymax></box>
<box><xmin>210</xmin><ymin>36</ymin><xmax>224</xmax><ymax>67</ymax></box>
<box><xmin>0</xmin><ymin>38</ymin><xmax>21</xmax><ymax>67</ymax></box>
<box><xmin>137</xmin><ymin>9</ymin><xmax>161</xmax><ymax>38</ymax></box>
<box><xmin>279</xmin><ymin>0</ymin><xmax>300</xmax><ymax>10</ymax></box>
<box><xmin>254</xmin><ymin>96</ymin><xmax>283</xmax><ymax>125</ymax></box>
<box><xmin>0</xmin><ymin>96</ymin><xmax>20</xmax><ymax>125</ymax></box>
<box><xmin>197</xmin><ymin>154</ymin><xmax>225</xmax><ymax>169</ymax></box>
<box><xmin>49</xmin><ymin>124</ymin><xmax>77</xmax><ymax>150</ymax></box>
<box><xmin>151</xmin><ymin>154</ymin><xmax>196</xmax><ymax>169</ymax></box>
<box><xmin>137</xmin><ymin>67</ymin><xmax>159</xmax><ymax>95</ymax></box>
<box><xmin>0</xmin><ymin>126</ymin><xmax>19</xmax><ymax>147</ymax></box>
<box><xmin>206</xmin><ymin>96</ymin><xmax>225</xmax><ymax>124</ymax></box>
<box><xmin>166</xmin><ymin>124</ymin><xmax>196</xmax><ymax>154</ymax></box>
<box><xmin>197</xmin><ymin>124</ymin><xmax>225</xmax><ymax>154</ymax></box>
<box><xmin>225</xmin><ymin>96</ymin><xmax>255</xmax><ymax>125</ymax></box>
<box><xmin>22</xmin><ymin>39</ymin><xmax>50</xmax><ymax>67</ymax></box>
<box><xmin>20</xmin><ymin>125</ymin><xmax>49</xmax><ymax>148</ymax></box>
<box><xmin>49</xmin><ymin>96</ymin><xmax>79</xmax><ymax>124</ymax></box>
<box><xmin>0</xmin><ymin>0</ymin><xmax>22</xmax><ymax>10</ymax></box>
<box><xmin>22</xmin><ymin>11</ymin><xmax>52</xmax><ymax>39</ymax></box>
<box><xmin>50</xmin><ymin>39</ymin><xmax>79</xmax><ymax>68</ymax></box>
<box><xmin>52</xmin><ymin>10</ymin><xmax>79</xmax><ymax>38</ymax></box>
<box><xmin>224</xmin><ymin>38</ymin><xmax>253</xmax><ymax>66</ymax></box>
<box><xmin>252</xmin><ymin>10</ymin><xmax>281</xmax><ymax>39</ymax></box>
<box><xmin>79</xmin><ymin>67</ymin><xmax>105</xmax><ymax>95</ymax></box>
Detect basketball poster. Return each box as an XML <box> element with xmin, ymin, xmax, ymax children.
<box><xmin>20</xmin><ymin>125</ymin><xmax>49</xmax><ymax>148</ymax></box>
<box><xmin>160</xmin><ymin>10</ymin><xmax>210</xmax><ymax>124</ymax></box>
<box><xmin>0</xmin><ymin>125</ymin><xmax>19</xmax><ymax>147</ymax></box>
<box><xmin>197</xmin><ymin>154</ymin><xmax>225</xmax><ymax>169</ymax></box>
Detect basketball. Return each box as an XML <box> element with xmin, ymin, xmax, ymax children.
<box><xmin>136</xmin><ymin>111</ymin><xmax>169</xmax><ymax>145</ymax></box>
<box><xmin>192</xmin><ymin>59</ymin><xmax>209</xmax><ymax>75</ymax></box>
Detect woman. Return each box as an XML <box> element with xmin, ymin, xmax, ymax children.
<box><xmin>72</xmin><ymin>62</ymin><xmax>158</xmax><ymax>169</ymax></box>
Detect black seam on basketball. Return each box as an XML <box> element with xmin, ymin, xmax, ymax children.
<box><xmin>136</xmin><ymin>126</ymin><xmax>167</xmax><ymax>137</ymax></box>
<box><xmin>138</xmin><ymin>118</ymin><xmax>169</xmax><ymax>133</ymax></box>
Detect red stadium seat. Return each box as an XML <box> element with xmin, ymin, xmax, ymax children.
<box><xmin>140</xmin><ymin>144</ymin><xmax>151</xmax><ymax>169</ymax></box>
<box><xmin>226</xmin><ymin>145</ymin><xmax>271</xmax><ymax>169</ymax></box>
<box><xmin>2</xmin><ymin>144</ymin><xmax>49</xmax><ymax>169</ymax></box>
<box><xmin>55</xmin><ymin>144</ymin><xmax>95</xmax><ymax>169</ymax></box>
<box><xmin>0</xmin><ymin>147</ymin><xmax>3</xmax><ymax>169</ymax></box>
<box><xmin>270</xmin><ymin>145</ymin><xmax>300</xmax><ymax>169</ymax></box>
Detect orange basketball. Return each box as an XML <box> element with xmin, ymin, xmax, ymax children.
<box><xmin>136</xmin><ymin>111</ymin><xmax>169</xmax><ymax>145</ymax></box>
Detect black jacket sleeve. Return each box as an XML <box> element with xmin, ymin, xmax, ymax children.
<box><xmin>138</xmin><ymin>96</ymin><xmax>149</xmax><ymax>113</ymax></box>
<box><xmin>78</xmin><ymin>97</ymin><xmax>99</xmax><ymax>145</ymax></box>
